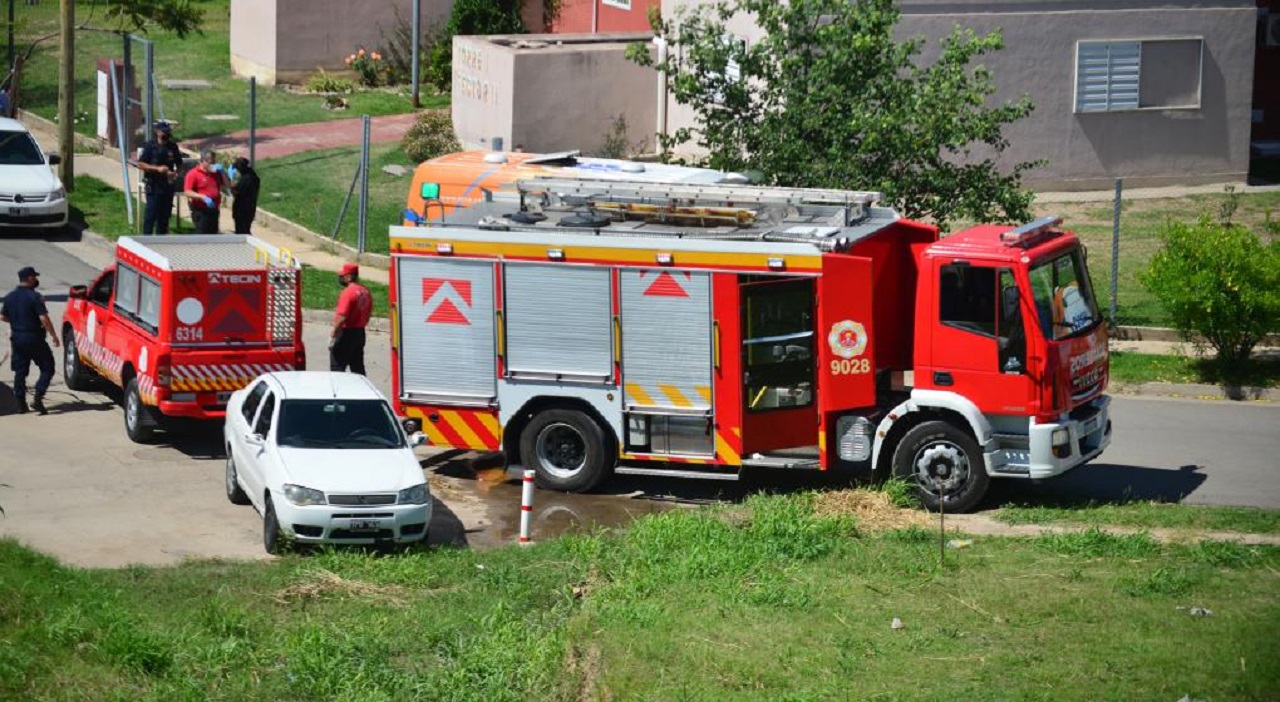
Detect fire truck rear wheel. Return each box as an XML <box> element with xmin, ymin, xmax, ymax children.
<box><xmin>62</xmin><ymin>328</ymin><xmax>93</xmax><ymax>391</ymax></box>
<box><xmin>124</xmin><ymin>377</ymin><xmax>158</xmax><ymax>444</ymax></box>
<box><xmin>521</xmin><ymin>409</ymin><xmax>613</xmax><ymax>493</ymax></box>
<box><xmin>892</xmin><ymin>420</ymin><xmax>989</xmax><ymax>514</ymax></box>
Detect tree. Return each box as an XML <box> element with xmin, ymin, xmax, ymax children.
<box><xmin>5</xmin><ymin>1</ymin><xmax>204</xmax><ymax>189</ymax></box>
<box><xmin>628</xmin><ymin>0</ymin><xmax>1037</xmax><ymax>230</ymax></box>
<box><xmin>1142</xmin><ymin>216</ymin><xmax>1280</xmax><ymax>372</ymax></box>
<box><xmin>426</xmin><ymin>0</ymin><xmax>526</xmax><ymax>92</ymax></box>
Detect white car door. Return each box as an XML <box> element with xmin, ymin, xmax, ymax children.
<box><xmin>230</xmin><ymin>381</ymin><xmax>269</xmax><ymax>503</ymax></box>
<box><xmin>240</xmin><ymin>390</ymin><xmax>277</xmax><ymax>509</ymax></box>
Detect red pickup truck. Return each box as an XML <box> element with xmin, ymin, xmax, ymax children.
<box><xmin>62</xmin><ymin>235</ymin><xmax>305</xmax><ymax>442</ymax></box>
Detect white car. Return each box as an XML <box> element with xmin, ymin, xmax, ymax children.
<box><xmin>223</xmin><ymin>371</ymin><xmax>432</xmax><ymax>553</ymax></box>
<box><xmin>0</xmin><ymin>117</ymin><xmax>68</xmax><ymax>229</ymax></box>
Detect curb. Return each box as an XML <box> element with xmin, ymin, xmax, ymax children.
<box><xmin>1111</xmin><ymin>381</ymin><xmax>1279</xmax><ymax>402</ymax></box>
<box><xmin>1113</xmin><ymin>325</ymin><xmax>1280</xmax><ymax>347</ymax></box>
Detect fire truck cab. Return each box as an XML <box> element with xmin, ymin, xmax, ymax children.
<box><xmin>62</xmin><ymin>235</ymin><xmax>305</xmax><ymax>443</ymax></box>
<box><xmin>387</xmin><ymin>178</ymin><xmax>1111</xmax><ymax>511</ymax></box>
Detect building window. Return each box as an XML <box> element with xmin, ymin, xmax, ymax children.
<box><xmin>602</xmin><ymin>0</ymin><xmax>631</xmax><ymax>9</ymax></box>
<box><xmin>1075</xmin><ymin>38</ymin><xmax>1203</xmax><ymax>113</ymax></box>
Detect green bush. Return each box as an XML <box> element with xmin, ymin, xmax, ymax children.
<box><xmin>1142</xmin><ymin>216</ymin><xmax>1280</xmax><ymax>369</ymax></box>
<box><xmin>303</xmin><ymin>69</ymin><xmax>355</xmax><ymax>94</ymax></box>
<box><xmin>427</xmin><ymin>0</ymin><xmax>527</xmax><ymax>92</ymax></box>
<box><xmin>401</xmin><ymin>110</ymin><xmax>461</xmax><ymax>163</ymax></box>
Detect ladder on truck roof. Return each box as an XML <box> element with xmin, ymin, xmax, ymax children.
<box><xmin>515</xmin><ymin>177</ymin><xmax>882</xmax><ymax>228</ymax></box>
<box><xmin>416</xmin><ymin>176</ymin><xmax>901</xmax><ymax>253</ymax></box>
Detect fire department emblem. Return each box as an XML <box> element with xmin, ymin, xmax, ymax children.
<box><xmin>828</xmin><ymin>320</ymin><xmax>867</xmax><ymax>359</ymax></box>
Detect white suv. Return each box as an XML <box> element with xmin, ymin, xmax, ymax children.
<box><xmin>0</xmin><ymin>117</ymin><xmax>68</xmax><ymax>229</ymax></box>
<box><xmin>223</xmin><ymin>371</ymin><xmax>432</xmax><ymax>553</ymax></box>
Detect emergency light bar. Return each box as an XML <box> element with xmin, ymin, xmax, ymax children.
<box><xmin>1001</xmin><ymin>216</ymin><xmax>1063</xmax><ymax>248</ymax></box>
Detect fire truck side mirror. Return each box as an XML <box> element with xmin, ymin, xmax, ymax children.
<box><xmin>69</xmin><ymin>285</ymin><xmax>87</xmax><ymax>300</ymax></box>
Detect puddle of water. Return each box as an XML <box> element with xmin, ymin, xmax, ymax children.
<box><xmin>424</xmin><ymin>453</ymin><xmax>681</xmax><ymax>546</ymax></box>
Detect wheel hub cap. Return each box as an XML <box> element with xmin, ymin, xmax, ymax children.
<box><xmin>913</xmin><ymin>441</ymin><xmax>969</xmax><ymax>496</ymax></box>
<box><xmin>536</xmin><ymin>424</ymin><xmax>586</xmax><ymax>478</ymax></box>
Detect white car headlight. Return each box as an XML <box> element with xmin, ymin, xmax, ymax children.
<box><xmin>283</xmin><ymin>484</ymin><xmax>326</xmax><ymax>506</ymax></box>
<box><xmin>49</xmin><ymin>187</ymin><xmax>66</xmax><ymax>201</ymax></box>
<box><xmin>398</xmin><ymin>484</ymin><xmax>430</xmax><ymax>505</ymax></box>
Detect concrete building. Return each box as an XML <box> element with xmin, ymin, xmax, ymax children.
<box><xmin>451</xmin><ymin>33</ymin><xmax>658</xmax><ymax>153</ymax></box>
<box><xmin>658</xmin><ymin>0</ymin><xmax>1258</xmax><ymax>190</ymax></box>
<box><xmin>550</xmin><ymin>0</ymin><xmax>661</xmax><ymax>33</ymax></box>
<box><xmin>230</xmin><ymin>0</ymin><xmax>456</xmax><ymax>85</ymax></box>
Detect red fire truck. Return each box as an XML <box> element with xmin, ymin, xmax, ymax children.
<box><xmin>387</xmin><ymin>178</ymin><xmax>1111</xmax><ymax>511</ymax></box>
<box><xmin>62</xmin><ymin>235</ymin><xmax>305</xmax><ymax>443</ymax></box>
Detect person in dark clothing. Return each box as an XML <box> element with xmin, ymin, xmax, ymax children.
<box><xmin>136</xmin><ymin>120</ymin><xmax>184</xmax><ymax>234</ymax></box>
<box><xmin>1</xmin><ymin>267</ymin><xmax>60</xmax><ymax>415</ymax></box>
<box><xmin>230</xmin><ymin>157</ymin><xmax>260</xmax><ymax>234</ymax></box>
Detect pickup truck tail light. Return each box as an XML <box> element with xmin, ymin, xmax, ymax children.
<box><xmin>156</xmin><ymin>358</ymin><xmax>172</xmax><ymax>386</ymax></box>
<box><xmin>294</xmin><ymin>345</ymin><xmax>307</xmax><ymax>372</ymax></box>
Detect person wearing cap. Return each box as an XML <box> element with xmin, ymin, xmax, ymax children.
<box><xmin>182</xmin><ymin>150</ymin><xmax>229</xmax><ymax>234</ymax></box>
<box><xmin>137</xmin><ymin>120</ymin><xmax>184</xmax><ymax>234</ymax></box>
<box><xmin>1</xmin><ymin>267</ymin><xmax>60</xmax><ymax>415</ymax></box>
<box><xmin>330</xmin><ymin>262</ymin><xmax>372</xmax><ymax>375</ymax></box>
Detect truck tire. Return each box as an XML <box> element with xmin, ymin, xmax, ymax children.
<box><xmin>124</xmin><ymin>377</ymin><xmax>158</xmax><ymax>444</ymax></box>
<box><xmin>225</xmin><ymin>450</ymin><xmax>251</xmax><ymax>506</ymax></box>
<box><xmin>519</xmin><ymin>408</ymin><xmax>614</xmax><ymax>493</ymax></box>
<box><xmin>62</xmin><ymin>328</ymin><xmax>93</xmax><ymax>391</ymax></box>
<box><xmin>891</xmin><ymin>420</ymin><xmax>989</xmax><ymax>513</ymax></box>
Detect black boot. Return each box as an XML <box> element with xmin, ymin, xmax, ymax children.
<box><xmin>15</xmin><ymin>397</ymin><xmax>28</xmax><ymax>414</ymax></box>
<box><xmin>32</xmin><ymin>394</ymin><xmax>46</xmax><ymax>415</ymax></box>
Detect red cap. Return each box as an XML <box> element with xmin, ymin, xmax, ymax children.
<box><xmin>340</xmin><ymin>262</ymin><xmax>359</xmax><ymax>277</ymax></box>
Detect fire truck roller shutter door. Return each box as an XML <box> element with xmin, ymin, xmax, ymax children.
<box><xmin>504</xmin><ymin>264</ymin><xmax>612</xmax><ymax>381</ymax></box>
<box><xmin>397</xmin><ymin>257</ymin><xmax>497</xmax><ymax>400</ymax></box>
<box><xmin>620</xmin><ymin>269</ymin><xmax>713</xmax><ymax>411</ymax></box>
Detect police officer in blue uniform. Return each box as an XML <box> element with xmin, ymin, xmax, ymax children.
<box><xmin>1</xmin><ymin>267</ymin><xmax>60</xmax><ymax>415</ymax></box>
<box><xmin>137</xmin><ymin>120</ymin><xmax>183</xmax><ymax>234</ymax></box>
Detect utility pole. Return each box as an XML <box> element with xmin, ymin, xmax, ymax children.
<box><xmin>410</xmin><ymin>0</ymin><xmax>421</xmax><ymax>108</ymax></box>
<box><xmin>58</xmin><ymin>0</ymin><xmax>74</xmax><ymax>191</ymax></box>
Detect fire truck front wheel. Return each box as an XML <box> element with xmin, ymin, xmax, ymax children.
<box><xmin>520</xmin><ymin>409</ymin><xmax>614</xmax><ymax>493</ymax></box>
<box><xmin>891</xmin><ymin>420</ymin><xmax>989</xmax><ymax>514</ymax></box>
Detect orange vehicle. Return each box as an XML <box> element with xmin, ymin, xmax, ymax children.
<box><xmin>403</xmin><ymin>150</ymin><xmax>746</xmax><ymax>224</ymax></box>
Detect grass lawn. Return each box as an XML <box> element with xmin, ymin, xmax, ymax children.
<box><xmin>256</xmin><ymin>142</ymin><xmax>413</xmax><ymax>254</ymax></box>
<box><xmin>996</xmin><ymin>501</ymin><xmax>1280</xmax><ymax>535</ymax></box>
<box><xmin>1</xmin><ymin>493</ymin><xmax>1277</xmax><ymax>700</ymax></box>
<box><xmin>300</xmin><ymin>264</ymin><xmax>390</xmax><ymax>318</ymax></box>
<box><xmin>13</xmin><ymin>0</ymin><xmax>445</xmax><ymax>140</ymax></box>
<box><xmin>1109</xmin><ymin>350</ymin><xmax>1280</xmax><ymax>388</ymax></box>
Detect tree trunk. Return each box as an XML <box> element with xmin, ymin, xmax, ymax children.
<box><xmin>57</xmin><ymin>0</ymin><xmax>74</xmax><ymax>191</ymax></box>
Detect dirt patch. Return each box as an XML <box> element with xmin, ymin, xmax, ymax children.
<box><xmin>273</xmin><ymin>568</ymin><xmax>411</xmax><ymax>606</ymax></box>
<box><xmin>811</xmin><ymin>490</ymin><xmax>931</xmax><ymax>531</ymax></box>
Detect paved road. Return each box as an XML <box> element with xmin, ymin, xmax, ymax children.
<box><xmin>2</xmin><ymin>234</ymin><xmax>1278</xmax><ymax>567</ymax></box>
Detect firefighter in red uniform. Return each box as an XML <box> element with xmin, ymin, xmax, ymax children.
<box><xmin>182</xmin><ymin>150</ymin><xmax>227</xmax><ymax>233</ymax></box>
<box><xmin>330</xmin><ymin>262</ymin><xmax>372</xmax><ymax>375</ymax></box>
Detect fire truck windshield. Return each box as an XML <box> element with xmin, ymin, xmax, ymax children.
<box><xmin>1028</xmin><ymin>248</ymin><xmax>1102</xmax><ymax>341</ymax></box>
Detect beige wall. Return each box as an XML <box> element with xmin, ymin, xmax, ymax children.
<box><xmin>660</xmin><ymin>0</ymin><xmax>1256</xmax><ymax>190</ymax></box>
<box><xmin>452</xmin><ymin>34</ymin><xmax>658</xmax><ymax>154</ymax></box>
<box><xmin>230</xmin><ymin>0</ymin><xmax>454</xmax><ymax>85</ymax></box>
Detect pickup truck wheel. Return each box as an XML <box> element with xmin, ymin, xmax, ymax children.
<box><xmin>62</xmin><ymin>329</ymin><xmax>92</xmax><ymax>391</ymax></box>
<box><xmin>225</xmin><ymin>451</ymin><xmax>251</xmax><ymax>505</ymax></box>
<box><xmin>263</xmin><ymin>496</ymin><xmax>285</xmax><ymax>555</ymax></box>
<box><xmin>124</xmin><ymin>377</ymin><xmax>158</xmax><ymax>444</ymax></box>
<box><xmin>520</xmin><ymin>409</ymin><xmax>613</xmax><ymax>493</ymax></box>
<box><xmin>892</xmin><ymin>420</ymin><xmax>989</xmax><ymax>513</ymax></box>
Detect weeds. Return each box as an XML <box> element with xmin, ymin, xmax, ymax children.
<box><xmin>1033</xmin><ymin>527</ymin><xmax>1160</xmax><ymax>558</ymax></box>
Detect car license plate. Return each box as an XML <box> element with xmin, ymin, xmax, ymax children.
<box><xmin>216</xmin><ymin>391</ymin><xmax>232</xmax><ymax>404</ymax></box>
<box><xmin>8</xmin><ymin>207</ymin><xmax>21</xmax><ymax>215</ymax></box>
<box><xmin>349</xmin><ymin>520</ymin><xmax>381</xmax><ymax>531</ymax></box>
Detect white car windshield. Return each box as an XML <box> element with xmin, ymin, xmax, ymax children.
<box><xmin>276</xmin><ymin>399</ymin><xmax>405</xmax><ymax>449</ymax></box>
<box><xmin>0</xmin><ymin>131</ymin><xmax>46</xmax><ymax>166</ymax></box>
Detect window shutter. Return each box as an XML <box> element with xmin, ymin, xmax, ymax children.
<box><xmin>1076</xmin><ymin>42</ymin><xmax>1140</xmax><ymax>113</ymax></box>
